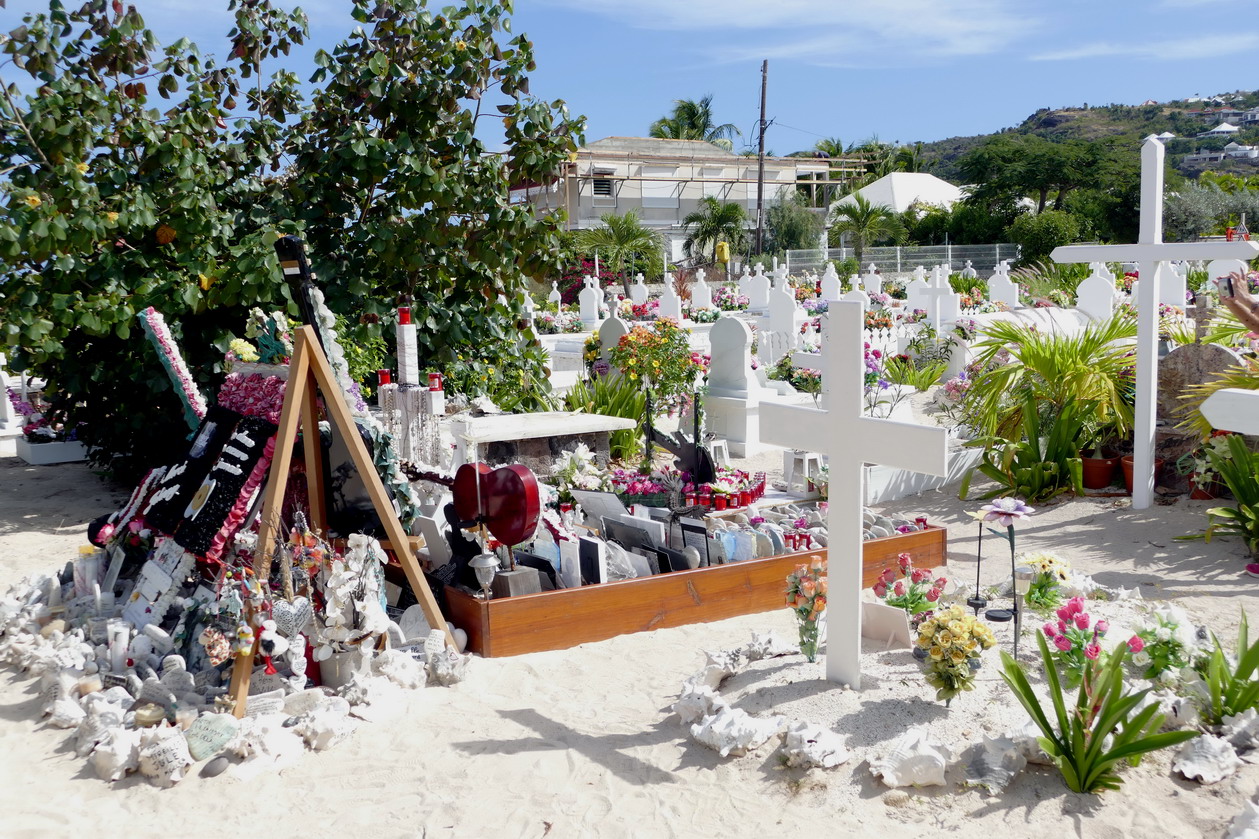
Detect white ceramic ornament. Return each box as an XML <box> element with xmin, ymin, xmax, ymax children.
<box><xmin>870</xmin><ymin>727</ymin><xmax>953</xmax><ymax>787</ymax></box>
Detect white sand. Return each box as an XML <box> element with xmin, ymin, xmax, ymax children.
<box><xmin>4</xmin><ymin>454</ymin><xmax>1259</xmax><ymax>839</ymax></box>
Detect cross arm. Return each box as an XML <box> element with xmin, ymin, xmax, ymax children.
<box><xmin>1052</xmin><ymin>240</ymin><xmax>1259</xmax><ymax>265</ymax></box>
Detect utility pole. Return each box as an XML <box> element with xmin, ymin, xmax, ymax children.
<box><xmin>755</xmin><ymin>60</ymin><xmax>768</xmax><ymax>256</ymax></box>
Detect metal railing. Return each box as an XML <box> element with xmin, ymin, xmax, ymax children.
<box><xmin>783</xmin><ymin>244</ymin><xmax>1020</xmax><ymax>275</ymax></box>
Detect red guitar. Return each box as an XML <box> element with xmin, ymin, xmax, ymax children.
<box><xmin>406</xmin><ymin>462</ymin><xmax>541</xmax><ymax>546</ymax></box>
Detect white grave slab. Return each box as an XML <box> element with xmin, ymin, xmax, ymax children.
<box><xmin>629</xmin><ymin>273</ymin><xmax>648</xmax><ymax>306</ymax></box>
<box><xmin>578</xmin><ymin>276</ymin><xmax>601</xmax><ymax>329</ymax></box>
<box><xmin>1051</xmin><ymin>136</ymin><xmax>1259</xmax><ymax>509</ymax></box>
<box><xmin>691</xmin><ymin>268</ymin><xmax>714</xmax><ymax>311</ymax></box>
<box><xmin>759</xmin><ymin>303</ymin><xmax>949</xmax><ymax>687</ymax></box>
<box><xmin>659</xmin><ymin>273</ymin><xmax>683</xmax><ymax>322</ymax></box>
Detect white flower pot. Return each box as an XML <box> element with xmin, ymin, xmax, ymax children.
<box><xmin>16</xmin><ymin>438</ymin><xmax>86</xmax><ymax>465</ymax></box>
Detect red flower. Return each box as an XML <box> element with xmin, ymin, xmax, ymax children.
<box><xmin>1043</xmin><ymin>622</ymin><xmax>1058</xmax><ymax>638</ymax></box>
<box><xmin>897</xmin><ymin>552</ymin><xmax>911</xmax><ymax>573</ymax></box>
<box><xmin>1127</xmin><ymin>635</ymin><xmax>1144</xmax><ymax>653</ymax></box>
<box><xmin>1084</xmin><ymin>643</ymin><xmax>1101</xmax><ymax>661</ymax></box>
<box><xmin>925</xmin><ymin>588</ymin><xmax>940</xmax><ymax>602</ymax></box>
<box><xmin>873</xmin><ymin>582</ymin><xmax>887</xmax><ymax>598</ymax></box>
<box><xmin>893</xmin><ymin>580</ymin><xmax>906</xmax><ymax>597</ymax></box>
<box><xmin>1054</xmin><ymin>635</ymin><xmax>1072</xmax><ymax>652</ymax></box>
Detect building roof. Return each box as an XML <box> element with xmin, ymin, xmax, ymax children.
<box><xmin>1204</xmin><ymin>122</ymin><xmax>1241</xmax><ymax>133</ymax></box>
<box><xmin>830</xmin><ymin>172</ymin><xmax>963</xmax><ymax>214</ymax></box>
<box><xmin>584</xmin><ymin>137</ymin><xmax>739</xmax><ymax>157</ymax></box>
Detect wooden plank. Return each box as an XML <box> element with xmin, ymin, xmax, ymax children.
<box><xmin>450</xmin><ymin>526</ymin><xmax>946</xmax><ymax>657</ymax></box>
<box><xmin>302</xmin><ymin>326</ymin><xmax>456</xmax><ymax>651</ymax></box>
<box><xmin>301</xmin><ymin>379</ymin><xmax>328</xmax><ymax>534</ymax></box>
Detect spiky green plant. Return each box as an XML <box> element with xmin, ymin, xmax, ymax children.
<box><xmin>563</xmin><ymin>375</ymin><xmax>647</xmax><ymax>461</ymax></box>
<box><xmin>1195</xmin><ymin>611</ymin><xmax>1259</xmax><ymax>726</ymax></box>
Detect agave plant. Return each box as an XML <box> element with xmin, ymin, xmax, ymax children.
<box><xmin>961</xmin><ymin>394</ymin><xmax>1088</xmax><ymax>502</ymax></box>
<box><xmin>1194</xmin><ymin>610</ymin><xmax>1259</xmax><ymax>726</ymax></box>
<box><xmin>1200</xmin><ymin>433</ymin><xmax>1259</xmax><ymax>557</ymax></box>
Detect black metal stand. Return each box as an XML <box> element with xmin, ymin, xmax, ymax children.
<box><xmin>967</xmin><ymin>521</ymin><xmax>988</xmax><ymax>615</ymax></box>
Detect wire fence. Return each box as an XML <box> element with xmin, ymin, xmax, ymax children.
<box><xmin>783</xmin><ymin>244</ymin><xmax>1021</xmax><ymax>275</ymax></box>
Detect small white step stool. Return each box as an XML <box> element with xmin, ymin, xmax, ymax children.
<box><xmin>784</xmin><ymin>449</ymin><xmax>823</xmax><ymax>494</ymax></box>
<box><xmin>708</xmin><ymin>438</ymin><xmax>730</xmax><ymax>468</ymax></box>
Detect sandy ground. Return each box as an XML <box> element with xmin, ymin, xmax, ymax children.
<box><xmin>4</xmin><ymin>453</ymin><xmax>1259</xmax><ymax>839</ymax></box>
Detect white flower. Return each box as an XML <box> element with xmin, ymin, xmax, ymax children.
<box><xmin>1157</xmin><ymin>670</ymin><xmax>1177</xmax><ymax>687</ymax></box>
<box><xmin>1155</xmin><ymin>626</ymin><xmax>1172</xmax><ymax>642</ymax></box>
<box><xmin>1133</xmin><ymin>650</ymin><xmax>1151</xmax><ymax>667</ymax></box>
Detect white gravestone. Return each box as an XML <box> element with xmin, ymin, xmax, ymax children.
<box><xmin>1207</xmin><ymin>259</ymin><xmax>1248</xmax><ymax>287</ymax></box>
<box><xmin>1051</xmin><ymin>135</ymin><xmax>1259</xmax><ymax>509</ymax></box>
<box><xmin>905</xmin><ymin>274</ymin><xmax>931</xmax><ymax>313</ymax></box>
<box><xmin>0</xmin><ymin>354</ymin><xmax>18</xmax><ymax>435</ymax></box>
<box><xmin>597</xmin><ymin>316</ymin><xmax>631</xmax><ymax>365</ymax></box>
<box><xmin>960</xmin><ymin>260</ymin><xmax>978</xmax><ymax>280</ymax></box>
<box><xmin>767</xmin><ymin>283</ymin><xmax>804</xmax><ymax>339</ymax></box>
<box><xmin>987</xmin><ymin>264</ymin><xmax>1022</xmax><ymax>309</ymax></box>
<box><xmin>691</xmin><ymin>268</ymin><xmax>714</xmax><ymax>311</ymax></box>
<box><xmin>920</xmin><ymin>276</ymin><xmax>961</xmax><ymax>332</ymax></box>
<box><xmin>1075</xmin><ymin>265</ymin><xmax>1117</xmax><ymax>322</ymax></box>
<box><xmin>772</xmin><ymin>263</ymin><xmax>789</xmax><ymax>289</ymax></box>
<box><xmin>547</xmin><ymin>281</ymin><xmax>562</xmax><ymax>306</ymax></box>
<box><xmin>861</xmin><ymin>265</ymin><xmax>882</xmax><ymax>295</ymax></box>
<box><xmin>629</xmin><ymin>273</ymin><xmax>648</xmax><ymax>306</ymax></box>
<box><xmin>911</xmin><ymin>265</ymin><xmax>928</xmax><ymax>284</ymax></box>
<box><xmin>759</xmin><ymin>303</ymin><xmax>949</xmax><ymax>687</ymax></box>
<box><xmin>1161</xmin><ymin>259</ymin><xmax>1188</xmax><ymax>309</ymax></box>
<box><xmin>658</xmin><ymin>273</ymin><xmax>684</xmax><ymax>322</ymax></box>
<box><xmin>743</xmin><ymin>264</ymin><xmax>771</xmax><ymax>311</ymax></box>
<box><xmin>578</xmin><ymin>276</ymin><xmax>602</xmax><ymax>329</ymax></box>
<box><xmin>820</xmin><ymin>263</ymin><xmax>843</xmax><ymax>302</ymax></box>
<box><xmin>704</xmin><ymin>316</ymin><xmax>763</xmax><ymax>457</ymax></box>
<box><xmin>843</xmin><ymin>288</ymin><xmax>871</xmax><ymax>308</ymax></box>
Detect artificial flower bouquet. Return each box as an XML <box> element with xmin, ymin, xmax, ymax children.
<box><xmin>786</xmin><ymin>558</ymin><xmax>828</xmax><ymax>662</ymax></box>
<box><xmin>915</xmin><ymin>604</ymin><xmax>996</xmax><ymax>705</ymax></box>
<box><xmin>1019</xmin><ymin>550</ymin><xmax>1070</xmax><ymax>611</ymax></box>
<box><xmin>873</xmin><ymin>552</ymin><xmax>945</xmax><ymax>620</ymax></box>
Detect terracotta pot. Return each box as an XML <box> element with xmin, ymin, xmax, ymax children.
<box><xmin>1080</xmin><ymin>451</ymin><xmax>1120</xmax><ymax>489</ymax></box>
<box><xmin>1120</xmin><ymin>455</ymin><xmax>1165</xmax><ymax>494</ymax></box>
<box><xmin>1189</xmin><ymin>474</ymin><xmax>1224</xmax><ymax>500</ymax></box>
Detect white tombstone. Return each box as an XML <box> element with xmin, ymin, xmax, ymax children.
<box><xmin>759</xmin><ymin>303</ymin><xmax>949</xmax><ymax>687</ymax></box>
<box><xmin>1051</xmin><ymin>135</ymin><xmax>1259</xmax><ymax>509</ymax></box>
<box><xmin>904</xmin><ymin>275</ymin><xmax>931</xmax><ymax>313</ymax></box>
<box><xmin>960</xmin><ymin>260</ymin><xmax>978</xmax><ymax>280</ymax></box>
<box><xmin>987</xmin><ymin>266</ymin><xmax>1022</xmax><ymax>309</ymax></box>
<box><xmin>772</xmin><ymin>263</ymin><xmax>789</xmax><ymax>289</ymax></box>
<box><xmin>923</xmin><ymin>280</ymin><xmax>961</xmax><ymax>332</ymax></box>
<box><xmin>1075</xmin><ymin>266</ymin><xmax>1117</xmax><ymax>321</ymax></box>
<box><xmin>1161</xmin><ymin>259</ymin><xmax>1188</xmax><ymax>308</ymax></box>
<box><xmin>820</xmin><ymin>263</ymin><xmax>842</xmax><ymax>302</ymax></box>
<box><xmin>629</xmin><ymin>273</ymin><xmax>648</xmax><ymax>306</ymax></box>
<box><xmin>578</xmin><ymin>276</ymin><xmax>602</xmax><ymax>329</ymax></box>
<box><xmin>691</xmin><ymin>268</ymin><xmax>713</xmax><ymax>311</ymax></box>
<box><xmin>742</xmin><ymin>264</ymin><xmax>771</xmax><ymax>311</ymax></box>
<box><xmin>658</xmin><ymin>273</ymin><xmax>684</xmax><ymax>322</ymax></box>
<box><xmin>547</xmin><ymin>281</ymin><xmax>563</xmax><ymax>305</ymax></box>
<box><xmin>767</xmin><ymin>283</ymin><xmax>804</xmax><ymax>339</ymax></box>
<box><xmin>861</xmin><ymin>264</ymin><xmax>882</xmax><ymax>295</ymax></box>
<box><xmin>597</xmin><ymin>315</ymin><xmax>631</xmax><ymax>363</ymax></box>
<box><xmin>843</xmin><ymin>288</ymin><xmax>871</xmax><ymax>308</ymax></box>
<box><xmin>911</xmin><ymin>265</ymin><xmax>928</xmax><ymax>284</ymax></box>
<box><xmin>704</xmin><ymin>317</ymin><xmax>763</xmax><ymax>457</ymax></box>
<box><xmin>1207</xmin><ymin>259</ymin><xmax>1248</xmax><ymax>287</ymax></box>
<box><xmin>1091</xmin><ymin>261</ymin><xmax>1116</xmax><ymax>283</ymax></box>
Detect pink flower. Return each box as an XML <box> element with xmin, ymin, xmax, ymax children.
<box><xmin>1043</xmin><ymin>622</ymin><xmax>1058</xmax><ymax>638</ymax></box>
<box><xmin>1084</xmin><ymin>643</ymin><xmax>1101</xmax><ymax>661</ymax></box>
<box><xmin>880</xmin><ymin>568</ymin><xmax>896</xmax><ymax>585</ymax></box>
<box><xmin>1056</xmin><ymin>606</ymin><xmax>1072</xmax><ymax>623</ymax></box>
<box><xmin>1058</xmin><ymin>620</ymin><xmax>1067</xmax><ymax>635</ymax></box>
<box><xmin>925</xmin><ymin>588</ymin><xmax>940</xmax><ymax>602</ymax></box>
<box><xmin>1066</xmin><ymin>597</ymin><xmax>1084</xmax><ymax>617</ymax></box>
<box><xmin>1074</xmin><ymin>613</ymin><xmax>1090</xmax><ymax>631</ymax></box>
<box><xmin>934</xmin><ymin>577</ymin><xmax>947</xmax><ymax>588</ymax></box>
<box><xmin>911</xmin><ymin>568</ymin><xmax>931</xmax><ymax>584</ymax></box>
<box><xmin>1128</xmin><ymin>635</ymin><xmax>1144</xmax><ymax>653</ymax></box>
<box><xmin>1095</xmin><ymin>620</ymin><xmax>1109</xmax><ymax>634</ymax></box>
<box><xmin>893</xmin><ymin>581</ymin><xmax>906</xmax><ymax>597</ymax></box>
<box><xmin>1054</xmin><ymin>635</ymin><xmax>1072</xmax><ymax>652</ymax></box>
<box><xmin>897</xmin><ymin>552</ymin><xmax>912</xmax><ymax>573</ymax></box>
<box><xmin>873</xmin><ymin>582</ymin><xmax>887</xmax><ymax>598</ymax></box>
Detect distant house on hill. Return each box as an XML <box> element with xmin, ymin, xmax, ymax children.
<box><xmin>511</xmin><ymin>137</ymin><xmax>861</xmax><ymax>260</ymax></box>
<box><xmin>829</xmin><ymin>172</ymin><xmax>963</xmax><ymax>215</ymax></box>
<box><xmin>1198</xmin><ymin>122</ymin><xmax>1241</xmax><ymax>138</ymax></box>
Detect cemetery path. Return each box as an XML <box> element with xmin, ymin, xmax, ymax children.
<box><xmin>2</xmin><ymin>457</ymin><xmax>1257</xmax><ymax>838</ymax></box>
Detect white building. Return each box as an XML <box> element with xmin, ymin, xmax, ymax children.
<box><xmin>1198</xmin><ymin>122</ymin><xmax>1242</xmax><ymax>138</ymax></box>
<box><xmin>511</xmin><ymin>137</ymin><xmax>859</xmax><ymax>260</ymax></box>
<box><xmin>829</xmin><ymin>171</ymin><xmax>964</xmax><ymax>214</ymax></box>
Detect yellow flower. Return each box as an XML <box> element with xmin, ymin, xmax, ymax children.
<box><xmin>919</xmin><ymin>620</ymin><xmax>936</xmax><ymax>635</ymax></box>
<box><xmin>105</xmin><ymin>211</ymin><xmax>119</xmax><ymax>223</ymax></box>
<box><xmin>76</xmin><ymin>162</ymin><xmax>88</xmax><ymax>174</ymax></box>
<box><xmin>929</xmin><ymin>645</ymin><xmax>944</xmax><ymax>661</ymax></box>
<box><xmin>935</xmin><ymin>630</ymin><xmax>953</xmax><ymax>647</ymax></box>
<box><xmin>950</xmin><ymin>649</ymin><xmax>967</xmax><ymax>664</ymax></box>
<box><xmin>24</xmin><ymin>194</ymin><xmax>41</xmax><ymax>208</ymax></box>
<box><xmin>948</xmin><ymin>620</ymin><xmax>965</xmax><ymax>636</ymax></box>
<box><xmin>917</xmin><ymin>633</ymin><xmax>932</xmax><ymax>648</ymax></box>
<box><xmin>629</xmin><ymin>372</ymin><xmax>638</xmax><ymax>380</ymax></box>
<box><xmin>455</xmin><ymin>40</ymin><xmax>467</xmax><ymax>50</ymax></box>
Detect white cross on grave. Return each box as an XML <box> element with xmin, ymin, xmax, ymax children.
<box><xmin>1202</xmin><ymin>389</ymin><xmax>1259</xmax><ymax>435</ymax></box>
<box><xmin>1051</xmin><ymin>136</ymin><xmax>1259</xmax><ymax>510</ymax></box>
<box><xmin>760</xmin><ymin>301</ymin><xmax>949</xmax><ymax>687</ymax></box>
<box><xmin>919</xmin><ymin>277</ymin><xmax>960</xmax><ymax>333</ymax></box>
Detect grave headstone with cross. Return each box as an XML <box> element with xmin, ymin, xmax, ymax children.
<box><xmin>1075</xmin><ymin>264</ymin><xmax>1117</xmax><ymax>322</ymax></box>
<box><xmin>1051</xmin><ymin>136</ymin><xmax>1259</xmax><ymax>509</ymax></box>
<box><xmin>767</xmin><ymin>282</ymin><xmax>804</xmax><ymax>340</ymax></box>
<box><xmin>629</xmin><ymin>273</ymin><xmax>649</xmax><ymax>306</ymax></box>
<box><xmin>691</xmin><ymin>268</ymin><xmax>713</xmax><ymax>311</ymax></box>
<box><xmin>861</xmin><ymin>264</ymin><xmax>882</xmax><ymax>295</ymax></box>
<box><xmin>988</xmin><ymin>263</ymin><xmax>1022</xmax><ymax>309</ymax></box>
<box><xmin>961</xmin><ymin>260</ymin><xmax>978</xmax><ymax>280</ymax></box>
<box><xmin>820</xmin><ymin>263</ymin><xmax>843</xmax><ymax>301</ymax></box>
<box><xmin>772</xmin><ymin>262</ymin><xmax>790</xmax><ymax>290</ymax></box>
<box><xmin>658</xmin><ymin>273</ymin><xmax>683</xmax><ymax>322</ymax></box>
<box><xmin>743</xmin><ymin>264</ymin><xmax>771</xmax><ymax>311</ymax></box>
<box><xmin>705</xmin><ymin>316</ymin><xmax>764</xmax><ymax>456</ymax></box>
<box><xmin>921</xmin><ymin>274</ymin><xmax>961</xmax><ymax>333</ymax></box>
<box><xmin>904</xmin><ymin>272</ymin><xmax>931</xmax><ymax>313</ymax></box>
<box><xmin>547</xmin><ymin>281</ymin><xmax>563</xmax><ymax>306</ymax></box>
<box><xmin>578</xmin><ymin>276</ymin><xmax>602</xmax><ymax>329</ymax></box>
<box><xmin>760</xmin><ymin>302</ymin><xmax>950</xmax><ymax>686</ymax></box>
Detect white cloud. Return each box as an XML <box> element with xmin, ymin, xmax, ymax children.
<box><xmin>1032</xmin><ymin>33</ymin><xmax>1259</xmax><ymax>61</ymax></box>
<box><xmin>541</xmin><ymin>0</ymin><xmax>1039</xmax><ymax>66</ymax></box>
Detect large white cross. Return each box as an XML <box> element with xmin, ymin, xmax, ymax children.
<box><xmin>1051</xmin><ymin>136</ymin><xmax>1258</xmax><ymax>510</ymax></box>
<box><xmin>760</xmin><ymin>301</ymin><xmax>949</xmax><ymax>687</ymax></box>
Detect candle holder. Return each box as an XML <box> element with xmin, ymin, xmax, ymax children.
<box><xmin>469</xmin><ymin>552</ymin><xmax>499</xmax><ymax>600</ymax></box>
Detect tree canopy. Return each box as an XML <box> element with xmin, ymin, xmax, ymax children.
<box><xmin>682</xmin><ymin>196</ymin><xmax>746</xmax><ymax>264</ymax></box>
<box><xmin>649</xmin><ymin>95</ymin><xmax>741</xmax><ymax>151</ymax></box>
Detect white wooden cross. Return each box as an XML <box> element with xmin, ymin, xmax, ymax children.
<box><xmin>1202</xmin><ymin>390</ymin><xmax>1259</xmax><ymax>435</ymax></box>
<box><xmin>1051</xmin><ymin>136</ymin><xmax>1259</xmax><ymax>509</ymax></box>
<box><xmin>760</xmin><ymin>300</ymin><xmax>949</xmax><ymax>687</ymax></box>
<box><xmin>919</xmin><ymin>276</ymin><xmax>960</xmax><ymax>333</ymax></box>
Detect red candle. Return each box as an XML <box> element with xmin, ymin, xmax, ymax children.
<box><xmin>377</xmin><ymin>369</ymin><xmax>392</xmax><ymax>386</ymax></box>
<box><xmin>916</xmin><ymin>516</ymin><xmax>928</xmax><ymax>529</ymax></box>
<box><xmin>398</xmin><ymin>306</ymin><xmax>412</xmax><ymax>325</ymax></box>
<box><xmin>714</xmin><ymin>496</ymin><xmax>728</xmax><ymax>511</ymax></box>
<box><xmin>685</xmin><ymin>493</ymin><xmax>697</xmax><ymax>506</ymax></box>
<box><xmin>786</xmin><ymin>534</ymin><xmax>799</xmax><ymax>551</ymax></box>
<box><xmin>801</xmin><ymin>534</ymin><xmax>812</xmax><ymax>550</ymax></box>
<box><xmin>428</xmin><ymin>372</ymin><xmax>443</xmax><ymax>391</ymax></box>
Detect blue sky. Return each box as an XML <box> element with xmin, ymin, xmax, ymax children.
<box><xmin>5</xmin><ymin>0</ymin><xmax>1254</xmax><ymax>151</ymax></box>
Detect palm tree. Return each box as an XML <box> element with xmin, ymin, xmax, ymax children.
<box><xmin>681</xmin><ymin>197</ymin><xmax>746</xmax><ymax>264</ymax></box>
<box><xmin>813</xmin><ymin>137</ymin><xmax>847</xmax><ymax>158</ymax></box>
<box><xmin>828</xmin><ymin>194</ymin><xmax>906</xmax><ymax>265</ymax></box>
<box><xmin>576</xmin><ymin>211</ymin><xmax>662</xmax><ymax>295</ymax></box>
<box><xmin>649</xmin><ymin>95</ymin><xmax>741</xmax><ymax>151</ymax></box>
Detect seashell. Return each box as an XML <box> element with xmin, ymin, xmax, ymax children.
<box><xmin>874</xmin><ymin>516</ymin><xmax>894</xmax><ymax>530</ymax></box>
<box><xmin>705</xmin><ymin>648</ymin><xmax>743</xmax><ymax>674</ymax></box>
<box><xmin>862</xmin><ymin>510</ymin><xmax>877</xmax><ymax>526</ymax></box>
<box><xmin>75</xmin><ymin>710</ymin><xmax>116</xmax><ymax>757</ymax></box>
<box><xmin>742</xmin><ymin>630</ymin><xmax>796</xmax><ymax>662</ymax></box>
<box><xmin>809</xmin><ymin>533</ymin><xmax>828</xmax><ymax>548</ymax></box>
<box><xmin>1227</xmin><ymin>799</ymin><xmax>1259</xmax><ymax>839</ymax></box>
<box><xmin>1007</xmin><ymin>719</ymin><xmax>1054</xmax><ymax>765</ymax></box>
<box><xmin>48</xmin><ymin>696</ymin><xmax>86</xmax><ymax>729</ymax></box>
<box><xmin>781</xmin><ymin>721</ymin><xmax>850</xmax><ymax>769</ymax></box>
<box><xmin>1175</xmin><ymin>735</ymin><xmax>1242</xmax><ymax>784</ymax></box>
<box><xmin>78</xmin><ymin>674</ymin><xmax>102</xmax><ymax>696</ymax></box>
<box><xmin>283</xmin><ymin>688</ymin><xmax>333</xmax><ymax>718</ymax></box>
<box><xmin>870</xmin><ymin>727</ymin><xmax>953</xmax><ymax>787</ymax></box>
<box><xmin>138</xmin><ymin>726</ymin><xmax>193</xmax><ymax>788</ymax></box>
<box><xmin>868</xmin><ymin>525</ymin><xmax>891</xmax><ymax>539</ymax></box>
<box><xmin>689</xmin><ymin>707</ymin><xmax>785</xmax><ymax>758</ymax></box>
<box><xmin>965</xmin><ymin>735</ymin><xmax>1027</xmax><ymax>793</ymax></box>
<box><xmin>293</xmin><ymin>706</ymin><xmax>357</xmax><ymax>751</ymax></box>
<box><xmin>427</xmin><ymin>648</ymin><xmax>469</xmax><ymax>687</ymax></box>
<box><xmin>91</xmin><ymin>726</ymin><xmax>141</xmax><ymax>782</ymax></box>
<box><xmin>672</xmin><ymin>684</ymin><xmax>728</xmax><ymax>725</ymax></box>
<box><xmin>372</xmin><ymin>648</ymin><xmax>426</xmax><ymax>690</ymax></box>
<box><xmin>1224</xmin><ymin>709</ymin><xmax>1259</xmax><ymax>750</ymax></box>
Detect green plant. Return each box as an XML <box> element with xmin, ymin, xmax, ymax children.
<box><xmin>1007</xmin><ymin>209</ymin><xmax>1083</xmax><ymax>264</ymax></box>
<box><xmin>1000</xmin><ymin>632</ymin><xmax>1198</xmax><ymax>794</ymax></box>
<box><xmin>961</xmin><ymin>395</ymin><xmax>1087</xmax><ymax>502</ymax></box>
<box><xmin>607</xmin><ymin>319</ymin><xmax>702</xmax><ymax>414</ymax></box>
<box><xmin>1010</xmin><ymin>260</ymin><xmax>1092</xmax><ymax>304</ymax></box>
<box><xmin>563</xmin><ymin>374</ymin><xmax>647</xmax><ymax>461</ymax></box>
<box><xmin>649</xmin><ymin>94</ymin><xmax>741</xmax><ymax>151</ymax></box>
<box><xmin>884</xmin><ymin>357</ymin><xmax>948</xmax><ymax>390</ymax></box>
<box><xmin>334</xmin><ymin>315</ymin><xmax>388</xmax><ymax>399</ymax></box>
<box><xmin>1201</xmin><ymin>434</ymin><xmax>1259</xmax><ymax>557</ymax></box>
<box><xmin>681</xmin><ymin>197</ymin><xmax>747</xmax><ymax>264</ymax></box>
<box><xmin>827</xmin><ymin>193</ymin><xmax>906</xmax><ymax>266</ymax></box>
<box><xmin>1194</xmin><ymin>611</ymin><xmax>1259</xmax><ymax>727</ymax></box>
<box><xmin>575</xmin><ymin>211</ymin><xmax>663</xmax><ymax>296</ymax></box>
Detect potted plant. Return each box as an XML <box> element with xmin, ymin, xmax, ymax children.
<box><xmin>1079</xmin><ymin>425</ymin><xmax>1122</xmax><ymax>490</ymax></box>
<box><xmin>1177</xmin><ymin>432</ymin><xmax>1232</xmax><ymax>500</ymax></box>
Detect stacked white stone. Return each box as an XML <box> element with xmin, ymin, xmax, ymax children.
<box><xmin>396</xmin><ymin>312</ymin><xmax>420</xmax><ymax>385</ymax></box>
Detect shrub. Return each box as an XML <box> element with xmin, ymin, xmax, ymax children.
<box><xmin>1008</xmin><ymin>210</ymin><xmax>1083</xmax><ymax>263</ymax></box>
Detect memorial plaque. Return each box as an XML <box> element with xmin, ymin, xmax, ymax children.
<box><xmin>185</xmin><ymin>713</ymin><xmax>239</xmax><ymax>761</ymax></box>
